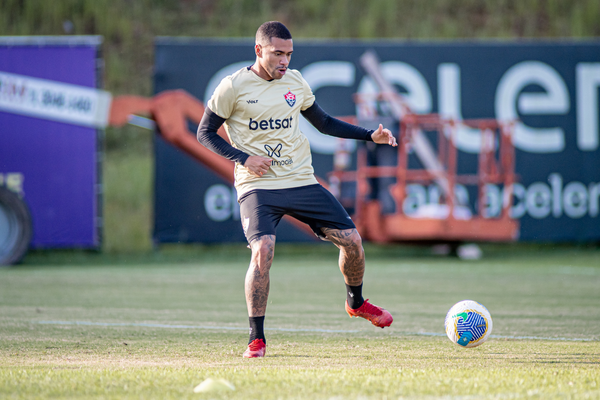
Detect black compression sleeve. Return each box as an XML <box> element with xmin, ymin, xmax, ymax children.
<box><xmin>301</xmin><ymin>102</ymin><xmax>374</xmax><ymax>141</ymax></box>
<box><xmin>197</xmin><ymin>107</ymin><xmax>250</xmax><ymax>165</ymax></box>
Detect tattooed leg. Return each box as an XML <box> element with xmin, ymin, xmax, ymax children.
<box><xmin>321</xmin><ymin>228</ymin><xmax>365</xmax><ymax>286</ymax></box>
<box><xmin>245</xmin><ymin>235</ymin><xmax>276</xmax><ymax>317</ymax></box>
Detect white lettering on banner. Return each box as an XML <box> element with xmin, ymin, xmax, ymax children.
<box><xmin>0</xmin><ymin>71</ymin><xmax>112</xmax><ymax>128</ymax></box>
<box><xmin>548</xmin><ymin>173</ymin><xmax>563</xmax><ymax>218</ymax></box>
<box><xmin>204</xmin><ymin>184</ymin><xmax>240</xmax><ymax>222</ymax></box>
<box><xmin>563</xmin><ymin>181</ymin><xmax>588</xmax><ymax>218</ymax></box>
<box><xmin>495</xmin><ymin>61</ymin><xmax>570</xmax><ymax>153</ymax></box>
<box><xmin>510</xmin><ymin>183</ymin><xmax>527</xmax><ymax>218</ymax></box>
<box><xmin>403</xmin><ymin>175</ymin><xmax>599</xmax><ymax>221</ymax></box>
<box><xmin>590</xmin><ymin>183</ymin><xmax>600</xmax><ymax>217</ymax></box>
<box><xmin>482</xmin><ymin>183</ymin><xmax>501</xmax><ymax>218</ymax></box>
<box><xmin>438</xmin><ymin>63</ymin><xmax>482</xmax><ymax>154</ymax></box>
<box><xmin>208</xmin><ymin>58</ymin><xmax>599</xmax><ymax>154</ymax></box>
<box><xmin>357</xmin><ymin>61</ymin><xmax>432</xmax><ymax>115</ymax></box>
<box><xmin>502</xmin><ymin>174</ymin><xmax>598</xmax><ymax>220</ymax></box>
<box><xmin>525</xmin><ymin>182</ymin><xmax>552</xmax><ymax>219</ymax></box>
<box><xmin>300</xmin><ymin>61</ymin><xmax>356</xmax><ymax>154</ymax></box>
<box><xmin>202</xmin><ymin>181</ymin><xmax>598</xmax><ymax>224</ymax></box>
<box><xmin>547</xmin><ymin>173</ymin><xmax>596</xmax><ymax>218</ymax></box>
<box><xmin>576</xmin><ymin>63</ymin><xmax>600</xmax><ymax>151</ymax></box>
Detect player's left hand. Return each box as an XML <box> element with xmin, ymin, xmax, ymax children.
<box><xmin>371</xmin><ymin>124</ymin><xmax>397</xmax><ymax>147</ymax></box>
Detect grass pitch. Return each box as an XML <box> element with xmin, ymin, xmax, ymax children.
<box><xmin>1</xmin><ymin>245</ymin><xmax>599</xmax><ymax>399</ymax></box>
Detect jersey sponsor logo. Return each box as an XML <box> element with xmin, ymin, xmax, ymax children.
<box><xmin>271</xmin><ymin>158</ymin><xmax>293</xmax><ymax>166</ymax></box>
<box><xmin>264</xmin><ymin>143</ymin><xmax>293</xmax><ymax>166</ymax></box>
<box><xmin>284</xmin><ymin>90</ymin><xmax>296</xmax><ymax>107</ymax></box>
<box><xmin>248</xmin><ymin>116</ymin><xmax>293</xmax><ymax>130</ymax></box>
<box><xmin>264</xmin><ymin>143</ymin><xmax>282</xmax><ymax>157</ymax></box>
<box><xmin>246</xmin><ymin>99</ymin><xmax>258</xmax><ymax>104</ymax></box>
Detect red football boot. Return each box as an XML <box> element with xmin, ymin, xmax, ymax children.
<box><xmin>345</xmin><ymin>299</ymin><xmax>393</xmax><ymax>328</ymax></box>
<box><xmin>243</xmin><ymin>338</ymin><xmax>266</xmax><ymax>358</ymax></box>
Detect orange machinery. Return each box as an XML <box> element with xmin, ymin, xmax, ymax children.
<box><xmin>329</xmin><ymin>111</ymin><xmax>519</xmax><ymax>243</ymax></box>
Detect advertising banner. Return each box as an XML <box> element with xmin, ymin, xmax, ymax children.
<box><xmin>0</xmin><ymin>36</ymin><xmax>103</xmax><ymax>248</ymax></box>
<box><xmin>153</xmin><ymin>38</ymin><xmax>600</xmax><ymax>243</ymax></box>
<box><xmin>0</xmin><ymin>71</ymin><xmax>111</xmax><ymax>128</ymax></box>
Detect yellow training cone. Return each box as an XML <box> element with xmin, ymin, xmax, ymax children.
<box><xmin>193</xmin><ymin>378</ymin><xmax>235</xmax><ymax>393</ymax></box>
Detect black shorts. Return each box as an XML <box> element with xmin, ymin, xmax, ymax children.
<box><xmin>238</xmin><ymin>184</ymin><xmax>356</xmax><ymax>244</ymax></box>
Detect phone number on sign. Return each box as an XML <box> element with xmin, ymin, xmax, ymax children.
<box><xmin>0</xmin><ymin>76</ymin><xmax>94</xmax><ymax>114</ymax></box>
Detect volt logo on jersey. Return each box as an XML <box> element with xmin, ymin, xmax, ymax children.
<box><xmin>284</xmin><ymin>90</ymin><xmax>296</xmax><ymax>107</ymax></box>
<box><xmin>264</xmin><ymin>143</ymin><xmax>282</xmax><ymax>157</ymax></box>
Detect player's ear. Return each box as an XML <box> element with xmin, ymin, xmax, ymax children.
<box><xmin>255</xmin><ymin>44</ymin><xmax>262</xmax><ymax>57</ymax></box>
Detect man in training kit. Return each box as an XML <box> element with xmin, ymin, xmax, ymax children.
<box><xmin>197</xmin><ymin>21</ymin><xmax>397</xmax><ymax>358</ymax></box>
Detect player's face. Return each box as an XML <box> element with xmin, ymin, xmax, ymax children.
<box><xmin>256</xmin><ymin>37</ymin><xmax>293</xmax><ymax>80</ymax></box>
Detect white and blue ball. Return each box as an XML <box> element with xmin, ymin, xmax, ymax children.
<box><xmin>445</xmin><ymin>300</ymin><xmax>493</xmax><ymax>348</ymax></box>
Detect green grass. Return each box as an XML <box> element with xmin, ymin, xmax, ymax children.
<box><xmin>1</xmin><ymin>247</ymin><xmax>599</xmax><ymax>399</ymax></box>
<box><xmin>103</xmin><ymin>147</ymin><xmax>154</xmax><ymax>252</ymax></box>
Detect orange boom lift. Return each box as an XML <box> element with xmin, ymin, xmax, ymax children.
<box><xmin>328</xmin><ymin>51</ymin><xmax>519</xmax><ymax>243</ymax></box>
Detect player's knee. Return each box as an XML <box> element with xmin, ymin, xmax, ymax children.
<box><xmin>351</xmin><ymin>229</ymin><xmax>363</xmax><ymax>245</ymax></box>
<box><xmin>342</xmin><ymin>229</ymin><xmax>364</xmax><ymax>253</ymax></box>
<box><xmin>250</xmin><ymin>235</ymin><xmax>275</xmax><ymax>267</ymax></box>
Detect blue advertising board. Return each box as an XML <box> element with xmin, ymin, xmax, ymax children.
<box><xmin>153</xmin><ymin>38</ymin><xmax>600</xmax><ymax>243</ymax></box>
<box><xmin>0</xmin><ymin>36</ymin><xmax>103</xmax><ymax>248</ymax></box>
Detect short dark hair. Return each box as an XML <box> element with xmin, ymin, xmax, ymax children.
<box><xmin>255</xmin><ymin>21</ymin><xmax>292</xmax><ymax>45</ymax></box>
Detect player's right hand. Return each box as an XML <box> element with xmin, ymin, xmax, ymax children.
<box><xmin>244</xmin><ymin>155</ymin><xmax>272</xmax><ymax>177</ymax></box>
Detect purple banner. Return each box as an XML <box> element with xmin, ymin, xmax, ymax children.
<box><xmin>0</xmin><ymin>37</ymin><xmax>102</xmax><ymax>248</ymax></box>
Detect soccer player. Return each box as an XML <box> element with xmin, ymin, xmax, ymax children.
<box><xmin>197</xmin><ymin>21</ymin><xmax>397</xmax><ymax>358</ymax></box>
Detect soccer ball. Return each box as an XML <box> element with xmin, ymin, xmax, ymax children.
<box><xmin>444</xmin><ymin>300</ymin><xmax>493</xmax><ymax>348</ymax></box>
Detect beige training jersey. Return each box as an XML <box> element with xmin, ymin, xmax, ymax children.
<box><xmin>207</xmin><ymin>67</ymin><xmax>318</xmax><ymax>197</ymax></box>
